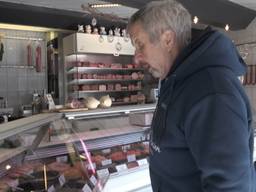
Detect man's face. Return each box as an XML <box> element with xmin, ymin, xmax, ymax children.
<box><xmin>129</xmin><ymin>22</ymin><xmax>173</xmax><ymax>79</ymax></box>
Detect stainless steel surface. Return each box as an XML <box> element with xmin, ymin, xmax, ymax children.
<box><xmin>67</xmin><ymin>67</ymin><xmax>144</xmax><ymax>74</ymax></box>
<box><xmin>64</xmin><ymin>103</ymin><xmax>156</xmax><ymax>120</ymax></box>
<box><xmin>68</xmin><ymin>79</ymin><xmax>142</xmax><ymax>85</ymax></box>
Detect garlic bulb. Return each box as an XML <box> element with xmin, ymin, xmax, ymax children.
<box><xmin>84</xmin><ymin>97</ymin><xmax>100</xmax><ymax>109</ymax></box>
<box><xmin>100</xmin><ymin>95</ymin><xmax>112</xmax><ymax>108</ymax></box>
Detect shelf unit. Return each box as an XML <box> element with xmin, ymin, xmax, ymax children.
<box><xmin>63</xmin><ymin>33</ymin><xmax>146</xmax><ymax>105</ymax></box>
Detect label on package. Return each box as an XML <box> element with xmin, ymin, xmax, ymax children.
<box><xmin>58</xmin><ymin>174</ymin><xmax>66</xmax><ymax>186</ymax></box>
<box><xmin>102</xmin><ymin>148</ymin><xmax>111</xmax><ymax>154</ymax></box>
<box><xmin>116</xmin><ymin>164</ymin><xmax>128</xmax><ymax>172</ymax></box>
<box><xmin>127</xmin><ymin>154</ymin><xmax>136</xmax><ymax>162</ymax></box>
<box><xmin>90</xmin><ymin>175</ymin><xmax>98</xmax><ymax>186</ymax></box>
<box><xmin>122</xmin><ymin>145</ymin><xmax>131</xmax><ymax>151</ymax></box>
<box><xmin>82</xmin><ymin>184</ymin><xmax>92</xmax><ymax>192</ymax></box>
<box><xmin>56</xmin><ymin>155</ymin><xmax>68</xmax><ymax>163</ymax></box>
<box><xmin>86</xmin><ymin>162</ymin><xmax>96</xmax><ymax>170</ymax></box>
<box><xmin>47</xmin><ymin>185</ymin><xmax>55</xmax><ymax>192</ymax></box>
<box><xmin>137</xmin><ymin>158</ymin><xmax>148</xmax><ymax>166</ymax></box>
<box><xmin>97</xmin><ymin>168</ymin><xmax>109</xmax><ymax>179</ymax></box>
<box><xmin>101</xmin><ymin>159</ymin><xmax>112</xmax><ymax>166</ymax></box>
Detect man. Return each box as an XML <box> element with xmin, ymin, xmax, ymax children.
<box><xmin>127</xmin><ymin>0</ymin><xmax>256</xmax><ymax>191</ymax></box>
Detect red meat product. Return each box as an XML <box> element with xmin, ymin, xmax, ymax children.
<box><xmin>123</xmin><ymin>97</ymin><xmax>130</xmax><ymax>102</ymax></box>
<box><xmin>73</xmin><ymin>73</ymin><xmax>81</xmax><ymax>79</ymax></box>
<box><xmin>111</xmin><ymin>63</ymin><xmax>122</xmax><ymax>69</ymax></box>
<box><xmin>136</xmin><ymin>82</ymin><xmax>142</xmax><ymax>89</ymax></box>
<box><xmin>98</xmin><ymin>63</ymin><xmax>105</xmax><ymax>68</ymax></box>
<box><xmin>127</xmin><ymin>162</ymin><xmax>139</xmax><ymax>169</ymax></box>
<box><xmin>92</xmin><ymin>74</ymin><xmax>98</xmax><ymax>79</ymax></box>
<box><xmin>81</xmin><ymin>85</ymin><xmax>90</xmax><ymax>91</ymax></box>
<box><xmin>99</xmin><ymin>84</ymin><xmax>107</xmax><ymax>91</ymax></box>
<box><xmin>91</xmin><ymin>85</ymin><xmax>99</xmax><ymax>90</ymax></box>
<box><xmin>48</xmin><ymin>162</ymin><xmax>70</xmax><ymax>173</ymax></box>
<box><xmin>76</xmin><ymin>61</ymin><xmax>82</xmax><ymax>67</ymax></box>
<box><xmin>127</xmin><ymin>150</ymin><xmax>142</xmax><ymax>156</ymax></box>
<box><xmin>91</xmin><ymin>155</ymin><xmax>106</xmax><ymax>165</ymax></box>
<box><xmin>126</xmin><ymin>64</ymin><xmax>133</xmax><ymax>69</ymax></box>
<box><xmin>82</xmin><ymin>61</ymin><xmax>90</xmax><ymax>67</ymax></box>
<box><xmin>123</xmin><ymin>75</ymin><xmax>131</xmax><ymax>80</ymax></box>
<box><xmin>67</xmin><ymin>98</ymin><xmax>80</xmax><ymax>108</ymax></box>
<box><xmin>87</xmin><ymin>74</ymin><xmax>93</xmax><ymax>79</ymax></box>
<box><xmin>107</xmin><ymin>84</ymin><xmax>114</xmax><ymax>91</ymax></box>
<box><xmin>115</xmin><ymin>84</ymin><xmax>122</xmax><ymax>91</ymax></box>
<box><xmin>27</xmin><ymin>44</ymin><xmax>32</xmax><ymax>66</ymax></box>
<box><xmin>106</xmin><ymin>74</ymin><xmax>113</xmax><ymax>79</ymax></box>
<box><xmin>128</xmin><ymin>84</ymin><xmax>135</xmax><ymax>91</ymax></box>
<box><xmin>130</xmin><ymin>95</ymin><xmax>138</xmax><ymax>102</ymax></box>
<box><xmin>116</xmin><ymin>74</ymin><xmax>122</xmax><ymax>79</ymax></box>
<box><xmin>89</xmin><ymin>63</ymin><xmax>98</xmax><ymax>68</ymax></box>
<box><xmin>110</xmin><ymin>151</ymin><xmax>126</xmax><ymax>162</ymax></box>
<box><xmin>82</xmin><ymin>74</ymin><xmax>88</xmax><ymax>79</ymax></box>
<box><xmin>34</xmin><ymin>46</ymin><xmax>42</xmax><ymax>70</ymax></box>
<box><xmin>131</xmin><ymin>72</ymin><xmax>139</xmax><ymax>80</ymax></box>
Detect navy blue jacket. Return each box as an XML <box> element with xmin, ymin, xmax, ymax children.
<box><xmin>150</xmin><ymin>27</ymin><xmax>256</xmax><ymax>192</ymax></box>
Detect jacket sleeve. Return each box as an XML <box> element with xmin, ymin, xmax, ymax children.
<box><xmin>184</xmin><ymin>93</ymin><xmax>254</xmax><ymax>192</ymax></box>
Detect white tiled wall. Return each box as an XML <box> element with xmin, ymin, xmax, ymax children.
<box><xmin>0</xmin><ymin>29</ymin><xmax>47</xmax><ymax>114</ymax></box>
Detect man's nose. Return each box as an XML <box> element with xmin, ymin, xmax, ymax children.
<box><xmin>134</xmin><ymin>52</ymin><xmax>144</xmax><ymax>65</ymax></box>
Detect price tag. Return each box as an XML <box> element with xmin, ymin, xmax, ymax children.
<box><xmin>137</xmin><ymin>158</ymin><xmax>148</xmax><ymax>166</ymax></box>
<box><xmin>122</xmin><ymin>145</ymin><xmax>131</xmax><ymax>150</ymax></box>
<box><xmin>90</xmin><ymin>175</ymin><xmax>98</xmax><ymax>186</ymax></box>
<box><xmin>58</xmin><ymin>174</ymin><xmax>66</xmax><ymax>186</ymax></box>
<box><xmin>47</xmin><ymin>185</ymin><xmax>55</xmax><ymax>192</ymax></box>
<box><xmin>101</xmin><ymin>159</ymin><xmax>112</xmax><ymax>166</ymax></box>
<box><xmin>86</xmin><ymin>162</ymin><xmax>96</xmax><ymax>170</ymax></box>
<box><xmin>127</xmin><ymin>154</ymin><xmax>136</xmax><ymax>162</ymax></box>
<box><xmin>82</xmin><ymin>184</ymin><xmax>92</xmax><ymax>192</ymax></box>
<box><xmin>116</xmin><ymin>164</ymin><xmax>128</xmax><ymax>172</ymax></box>
<box><xmin>56</xmin><ymin>155</ymin><xmax>68</xmax><ymax>163</ymax></box>
<box><xmin>102</xmin><ymin>148</ymin><xmax>111</xmax><ymax>154</ymax></box>
<box><xmin>97</xmin><ymin>168</ymin><xmax>109</xmax><ymax>179</ymax></box>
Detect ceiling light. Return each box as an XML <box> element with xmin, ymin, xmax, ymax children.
<box><xmin>225</xmin><ymin>24</ymin><xmax>229</xmax><ymax>31</ymax></box>
<box><xmin>193</xmin><ymin>16</ymin><xmax>199</xmax><ymax>24</ymax></box>
<box><xmin>89</xmin><ymin>3</ymin><xmax>120</xmax><ymax>8</ymax></box>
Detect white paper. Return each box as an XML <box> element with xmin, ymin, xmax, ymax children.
<box><xmin>116</xmin><ymin>164</ymin><xmax>128</xmax><ymax>172</ymax></box>
<box><xmin>101</xmin><ymin>159</ymin><xmax>112</xmax><ymax>166</ymax></box>
<box><xmin>137</xmin><ymin>158</ymin><xmax>148</xmax><ymax>166</ymax></box>
<box><xmin>97</xmin><ymin>168</ymin><xmax>109</xmax><ymax>179</ymax></box>
<box><xmin>90</xmin><ymin>175</ymin><xmax>98</xmax><ymax>186</ymax></box>
<box><xmin>82</xmin><ymin>184</ymin><xmax>92</xmax><ymax>192</ymax></box>
<box><xmin>127</xmin><ymin>154</ymin><xmax>136</xmax><ymax>162</ymax></box>
<box><xmin>58</xmin><ymin>174</ymin><xmax>66</xmax><ymax>186</ymax></box>
<box><xmin>47</xmin><ymin>185</ymin><xmax>55</xmax><ymax>192</ymax></box>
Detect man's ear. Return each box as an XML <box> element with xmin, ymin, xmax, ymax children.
<box><xmin>161</xmin><ymin>30</ymin><xmax>175</xmax><ymax>52</ymax></box>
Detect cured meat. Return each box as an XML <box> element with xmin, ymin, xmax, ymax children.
<box><xmin>115</xmin><ymin>84</ymin><xmax>122</xmax><ymax>91</ymax></box>
<box><xmin>35</xmin><ymin>45</ymin><xmax>42</xmax><ymax>72</ymax></box>
<box><xmin>99</xmin><ymin>85</ymin><xmax>107</xmax><ymax>91</ymax></box>
<box><xmin>107</xmin><ymin>84</ymin><xmax>114</xmax><ymax>90</ymax></box>
<box><xmin>27</xmin><ymin>43</ymin><xmax>32</xmax><ymax>66</ymax></box>
<box><xmin>48</xmin><ymin>162</ymin><xmax>70</xmax><ymax>173</ymax></box>
<box><xmin>131</xmin><ymin>72</ymin><xmax>139</xmax><ymax>80</ymax></box>
<box><xmin>81</xmin><ymin>85</ymin><xmax>90</xmax><ymax>91</ymax></box>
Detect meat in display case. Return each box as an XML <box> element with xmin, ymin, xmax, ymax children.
<box><xmin>63</xmin><ymin>33</ymin><xmax>147</xmax><ymax>108</ymax></box>
<box><xmin>0</xmin><ymin>104</ymin><xmax>155</xmax><ymax>191</ymax></box>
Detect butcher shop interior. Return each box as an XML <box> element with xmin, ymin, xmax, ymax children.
<box><xmin>0</xmin><ymin>0</ymin><xmax>255</xmax><ymax>191</ymax></box>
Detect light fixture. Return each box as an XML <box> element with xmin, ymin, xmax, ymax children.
<box><xmin>89</xmin><ymin>3</ymin><xmax>120</xmax><ymax>8</ymax></box>
<box><xmin>225</xmin><ymin>24</ymin><xmax>229</xmax><ymax>31</ymax></box>
<box><xmin>5</xmin><ymin>164</ymin><xmax>11</xmax><ymax>170</ymax></box>
<box><xmin>193</xmin><ymin>16</ymin><xmax>199</xmax><ymax>24</ymax></box>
